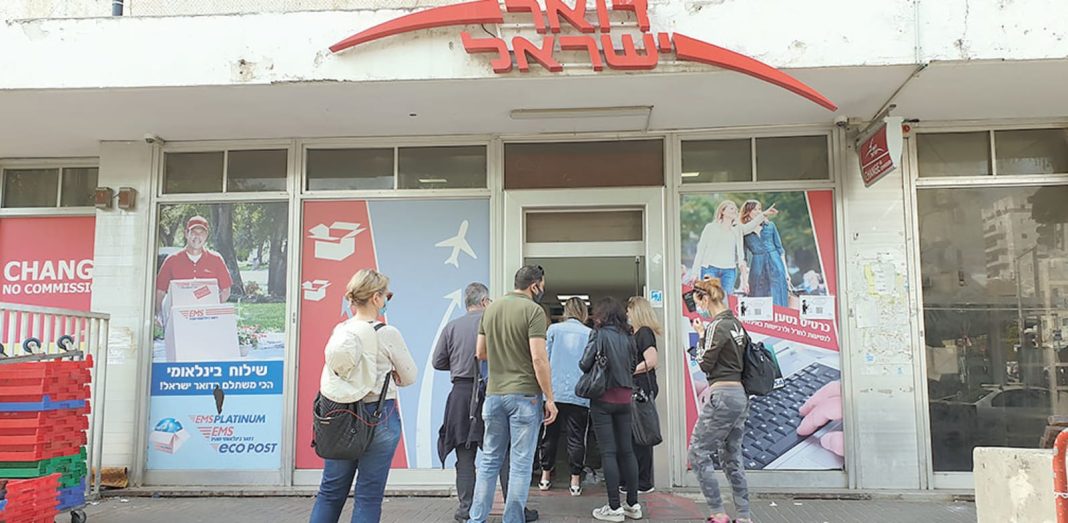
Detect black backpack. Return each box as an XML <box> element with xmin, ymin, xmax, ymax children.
<box><xmin>740</xmin><ymin>334</ymin><xmax>783</xmax><ymax>396</ymax></box>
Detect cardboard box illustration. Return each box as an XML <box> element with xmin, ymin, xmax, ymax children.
<box><xmin>150</xmin><ymin>418</ymin><xmax>192</xmax><ymax>454</ymax></box>
<box><xmin>302</xmin><ymin>280</ymin><xmax>330</xmax><ymax>302</ymax></box>
<box><xmin>309</xmin><ymin>222</ymin><xmax>365</xmax><ymax>261</ymax></box>
<box><xmin>164</xmin><ymin>304</ymin><xmax>241</xmax><ymax>362</ymax></box>
<box><xmin>161</xmin><ymin>279</ymin><xmax>221</xmax><ymax>329</ymax></box>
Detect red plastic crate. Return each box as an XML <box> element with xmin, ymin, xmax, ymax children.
<box><xmin>0</xmin><ymin>407</ymin><xmax>88</xmax><ymax>430</ymax></box>
<box><xmin>0</xmin><ymin>357</ymin><xmax>92</xmax><ymax>380</ymax></box>
<box><xmin>0</xmin><ymin>438</ymin><xmax>85</xmax><ymax>461</ymax></box>
<box><xmin>0</xmin><ymin>427</ymin><xmax>86</xmax><ymax>445</ymax></box>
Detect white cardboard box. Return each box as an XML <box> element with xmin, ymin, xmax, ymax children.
<box><xmin>165</xmin><ymin>304</ymin><xmax>241</xmax><ymax>362</ymax></box>
<box><xmin>308</xmin><ymin>222</ymin><xmax>365</xmax><ymax>261</ymax></box>
<box><xmin>149</xmin><ymin>427</ymin><xmax>191</xmax><ymax>454</ymax></box>
<box><xmin>302</xmin><ymin>280</ymin><xmax>330</xmax><ymax>302</ymax></box>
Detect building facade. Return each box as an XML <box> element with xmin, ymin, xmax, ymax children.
<box><xmin>1</xmin><ymin>0</ymin><xmax>1067</xmax><ymax>493</ymax></box>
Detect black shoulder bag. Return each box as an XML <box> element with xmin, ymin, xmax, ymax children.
<box><xmin>575</xmin><ymin>333</ymin><xmax>608</xmax><ymax>400</ymax></box>
<box><xmin>312</xmin><ymin>323</ymin><xmax>394</xmax><ymax>460</ymax></box>
<box><xmin>631</xmin><ymin>370</ymin><xmax>663</xmax><ymax>447</ymax></box>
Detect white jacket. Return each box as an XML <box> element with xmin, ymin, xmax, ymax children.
<box><xmin>320</xmin><ymin>319</ymin><xmax>418</xmax><ymax>404</ymax></box>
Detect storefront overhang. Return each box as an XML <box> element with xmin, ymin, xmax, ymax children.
<box><xmin>1</xmin><ymin>58</ymin><xmax>1065</xmax><ymax>158</ymax></box>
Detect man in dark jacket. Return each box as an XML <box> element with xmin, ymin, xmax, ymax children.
<box><xmin>434</xmin><ymin>282</ymin><xmax>538</xmax><ymax>523</ymax></box>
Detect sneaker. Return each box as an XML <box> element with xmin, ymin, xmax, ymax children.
<box><xmin>638</xmin><ymin>486</ymin><xmax>655</xmax><ymax>494</ymax></box>
<box><xmin>706</xmin><ymin>516</ymin><xmax>730</xmax><ymax>523</ymax></box>
<box><xmin>593</xmin><ymin>505</ymin><xmax>626</xmax><ymax>522</ymax></box>
<box><xmin>622</xmin><ymin>502</ymin><xmax>643</xmax><ymax>520</ymax></box>
<box><xmin>538</xmin><ymin>479</ymin><xmax>551</xmax><ymax>491</ymax></box>
<box><xmin>524</xmin><ymin>508</ymin><xmax>539</xmax><ymax>522</ymax></box>
<box><xmin>569</xmin><ymin>484</ymin><xmax>582</xmax><ymax>496</ymax></box>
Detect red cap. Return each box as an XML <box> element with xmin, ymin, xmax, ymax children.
<box><xmin>186</xmin><ymin>216</ymin><xmax>209</xmax><ymax>232</ymax></box>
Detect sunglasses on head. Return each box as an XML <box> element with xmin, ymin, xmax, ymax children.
<box><xmin>383</xmin><ymin>291</ymin><xmax>394</xmax><ymax>302</ymax></box>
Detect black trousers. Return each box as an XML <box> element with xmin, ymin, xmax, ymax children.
<box><xmin>634</xmin><ymin>443</ymin><xmax>654</xmax><ymax>491</ymax></box>
<box><xmin>539</xmin><ymin>402</ymin><xmax>588</xmax><ymax>476</ymax></box>
<box><xmin>590</xmin><ymin>400</ymin><xmax>638</xmax><ymax>510</ymax></box>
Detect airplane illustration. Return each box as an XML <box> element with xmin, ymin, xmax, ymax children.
<box><xmin>436</xmin><ymin>220</ymin><xmax>477</xmax><ymax>267</ymax></box>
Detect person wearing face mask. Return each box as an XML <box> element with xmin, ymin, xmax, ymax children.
<box><xmin>468</xmin><ymin>265</ymin><xmax>558</xmax><ymax>523</ymax></box>
<box><xmin>310</xmin><ymin>269</ymin><xmax>419</xmax><ymax>523</ymax></box>
<box><xmin>687</xmin><ymin>277</ymin><xmax>752</xmax><ymax>523</ymax></box>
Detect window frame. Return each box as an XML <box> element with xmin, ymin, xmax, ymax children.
<box><xmin>0</xmin><ymin>158</ymin><xmax>99</xmax><ymax>215</ymax></box>
<box><xmin>677</xmin><ymin>127</ymin><xmax>835</xmax><ymax>189</ymax></box>
<box><xmin>158</xmin><ymin>140</ymin><xmax>293</xmax><ymax>199</ymax></box>
<box><xmin>905</xmin><ymin>119</ymin><xmax>1068</xmax><ymax>487</ymax></box>
<box><xmin>300</xmin><ymin>136</ymin><xmax>491</xmax><ymax>198</ymax></box>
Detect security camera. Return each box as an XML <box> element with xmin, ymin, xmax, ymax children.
<box><xmin>833</xmin><ymin>115</ymin><xmax>849</xmax><ymax>128</ymax></box>
<box><xmin>144</xmin><ymin>133</ymin><xmax>165</xmax><ymax>145</ymax></box>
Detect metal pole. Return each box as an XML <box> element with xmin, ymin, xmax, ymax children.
<box><xmin>112</xmin><ymin>0</ymin><xmax>124</xmax><ymax>16</ymax></box>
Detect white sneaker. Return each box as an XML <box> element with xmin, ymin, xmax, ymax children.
<box><xmin>623</xmin><ymin>503</ymin><xmax>644</xmax><ymax>520</ymax></box>
<box><xmin>592</xmin><ymin>504</ymin><xmax>625</xmax><ymax>522</ymax></box>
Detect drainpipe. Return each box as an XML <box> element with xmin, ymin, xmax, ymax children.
<box><xmin>112</xmin><ymin>0</ymin><xmax>124</xmax><ymax>16</ymax></box>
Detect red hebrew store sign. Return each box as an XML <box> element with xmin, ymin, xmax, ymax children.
<box><xmin>330</xmin><ymin>0</ymin><xmax>837</xmax><ymax>111</ymax></box>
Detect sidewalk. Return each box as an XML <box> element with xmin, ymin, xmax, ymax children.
<box><xmin>75</xmin><ymin>490</ymin><xmax>977</xmax><ymax>522</ymax></box>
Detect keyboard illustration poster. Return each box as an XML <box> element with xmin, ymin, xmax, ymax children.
<box><xmin>680</xmin><ymin>190</ymin><xmax>844</xmax><ymax>470</ymax></box>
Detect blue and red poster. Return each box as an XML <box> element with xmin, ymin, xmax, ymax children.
<box><xmin>296</xmin><ymin>199</ymin><xmax>490</xmax><ymax>470</ymax></box>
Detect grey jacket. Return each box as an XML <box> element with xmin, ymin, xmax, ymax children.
<box><xmin>579</xmin><ymin>325</ymin><xmax>639</xmax><ymax>391</ymax></box>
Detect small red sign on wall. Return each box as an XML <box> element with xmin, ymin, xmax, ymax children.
<box><xmin>859</xmin><ymin>117</ymin><xmax>905</xmax><ymax>187</ymax></box>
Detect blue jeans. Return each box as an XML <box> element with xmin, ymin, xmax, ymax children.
<box><xmin>310</xmin><ymin>400</ymin><xmax>401</xmax><ymax>523</ymax></box>
<box><xmin>701</xmin><ymin>266</ymin><xmax>738</xmax><ymax>296</ymax></box>
<box><xmin>468</xmin><ymin>394</ymin><xmax>543</xmax><ymax>523</ymax></box>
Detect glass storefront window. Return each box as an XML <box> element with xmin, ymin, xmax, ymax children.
<box><xmin>60</xmin><ymin>167</ymin><xmax>98</xmax><ymax>207</ymax></box>
<box><xmin>2</xmin><ymin>168</ymin><xmax>59</xmax><ymax>208</ymax></box>
<box><xmin>681</xmin><ymin>139</ymin><xmax>752</xmax><ymax>183</ymax></box>
<box><xmin>226</xmin><ymin>149</ymin><xmax>288</xmax><ymax>192</ymax></box>
<box><xmin>504</xmin><ymin>140</ymin><xmax>663</xmax><ymax>189</ymax></box>
<box><xmin>305</xmin><ymin>148</ymin><xmax>394</xmax><ymax>191</ymax></box>
<box><xmin>919</xmin><ymin>185</ymin><xmax>1068</xmax><ymax>472</ymax></box>
<box><xmin>397</xmin><ymin>146</ymin><xmax>486</xmax><ymax>189</ymax></box>
<box><xmin>164</xmin><ymin>152</ymin><xmax>224</xmax><ymax>194</ymax></box>
<box><xmin>755</xmin><ymin>136</ymin><xmax>830</xmax><ymax>181</ymax></box>
<box><xmin>995</xmin><ymin>129</ymin><xmax>1068</xmax><ymax>175</ymax></box>
<box><xmin>917</xmin><ymin>132</ymin><xmax>992</xmax><ymax>177</ymax></box>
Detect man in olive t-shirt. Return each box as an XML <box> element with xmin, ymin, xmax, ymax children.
<box><xmin>468</xmin><ymin>266</ymin><xmax>558</xmax><ymax>523</ymax></box>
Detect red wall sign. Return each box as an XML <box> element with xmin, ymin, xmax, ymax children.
<box><xmin>0</xmin><ymin>216</ymin><xmax>96</xmax><ymax>311</ymax></box>
<box><xmin>859</xmin><ymin>117</ymin><xmax>905</xmax><ymax>187</ymax></box>
<box><xmin>330</xmin><ymin>0</ymin><xmax>837</xmax><ymax>111</ymax></box>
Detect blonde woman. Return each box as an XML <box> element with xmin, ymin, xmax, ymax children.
<box><xmin>687</xmin><ymin>277</ymin><xmax>751</xmax><ymax>523</ymax></box>
<box><xmin>539</xmin><ymin>297</ymin><xmax>592</xmax><ymax>496</ymax></box>
<box><xmin>688</xmin><ymin>200</ymin><xmax>776</xmax><ymax>294</ymax></box>
<box><xmin>626</xmin><ymin>296</ymin><xmax>662</xmax><ymax>494</ymax></box>
<box><xmin>311</xmin><ymin>269</ymin><xmax>418</xmax><ymax>523</ymax></box>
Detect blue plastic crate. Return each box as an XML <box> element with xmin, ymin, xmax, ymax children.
<box><xmin>56</xmin><ymin>479</ymin><xmax>86</xmax><ymax>511</ymax></box>
<box><xmin>0</xmin><ymin>498</ymin><xmax>7</xmax><ymax>512</ymax></box>
<box><xmin>0</xmin><ymin>396</ymin><xmax>86</xmax><ymax>412</ymax></box>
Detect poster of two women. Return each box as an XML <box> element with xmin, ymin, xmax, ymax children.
<box><xmin>679</xmin><ymin>190</ymin><xmax>845</xmax><ymax>470</ymax></box>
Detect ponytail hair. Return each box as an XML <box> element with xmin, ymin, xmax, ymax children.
<box><xmin>693</xmin><ymin>276</ymin><xmax>726</xmax><ymax>306</ymax></box>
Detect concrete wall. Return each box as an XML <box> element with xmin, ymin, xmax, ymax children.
<box><xmin>974</xmin><ymin>447</ymin><xmax>1055</xmax><ymax>523</ymax></box>
<box><xmin>91</xmin><ymin>141</ymin><xmax>156</xmax><ymax>471</ymax></box>
<box><xmin>839</xmin><ymin>133</ymin><xmax>924</xmax><ymax>489</ymax></box>
<box><xmin>1</xmin><ymin>1</ymin><xmax>1066</xmax><ymax>90</ymax></box>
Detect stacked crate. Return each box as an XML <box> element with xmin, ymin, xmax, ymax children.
<box><xmin>0</xmin><ymin>357</ymin><xmax>93</xmax><ymax>522</ymax></box>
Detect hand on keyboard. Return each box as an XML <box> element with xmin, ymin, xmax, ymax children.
<box><xmin>797</xmin><ymin>380</ymin><xmax>844</xmax><ymax>456</ymax></box>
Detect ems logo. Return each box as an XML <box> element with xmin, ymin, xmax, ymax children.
<box><xmin>329</xmin><ymin>0</ymin><xmax>836</xmax><ymax>111</ymax></box>
<box><xmin>193</xmin><ymin>285</ymin><xmax>212</xmax><ymax>300</ymax></box>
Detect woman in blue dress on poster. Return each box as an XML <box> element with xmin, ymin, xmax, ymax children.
<box><xmin>740</xmin><ymin>200</ymin><xmax>790</xmax><ymax>307</ymax></box>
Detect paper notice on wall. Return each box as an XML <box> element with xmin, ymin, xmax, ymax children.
<box><xmin>864</xmin><ymin>258</ymin><xmax>898</xmax><ymax>297</ymax></box>
<box><xmin>736</xmin><ymin>296</ymin><xmax>773</xmax><ymax>322</ymax></box>
<box><xmin>853</xmin><ymin>300</ymin><xmax>880</xmax><ymax>329</ymax></box>
<box><xmin>799</xmin><ymin>295</ymin><xmax>835</xmax><ymax>320</ymax></box>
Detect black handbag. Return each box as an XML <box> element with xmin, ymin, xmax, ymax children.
<box><xmin>575</xmin><ymin>337</ymin><xmax>608</xmax><ymax>400</ymax></box>
<box><xmin>311</xmin><ymin>323</ymin><xmax>393</xmax><ymax>461</ymax></box>
<box><xmin>631</xmin><ymin>373</ymin><xmax>663</xmax><ymax>447</ymax></box>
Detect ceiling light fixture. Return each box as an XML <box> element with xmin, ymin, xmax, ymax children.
<box><xmin>681</xmin><ymin>172</ymin><xmax>701</xmax><ymax>178</ymax></box>
<box><xmin>418</xmin><ymin>178</ymin><xmax>448</xmax><ymax>184</ymax></box>
<box><xmin>509</xmin><ymin>106</ymin><xmax>653</xmax><ymax>120</ymax></box>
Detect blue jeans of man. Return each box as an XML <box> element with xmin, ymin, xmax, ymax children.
<box><xmin>701</xmin><ymin>266</ymin><xmax>738</xmax><ymax>295</ymax></box>
<box><xmin>468</xmin><ymin>394</ymin><xmax>543</xmax><ymax>523</ymax></box>
<box><xmin>309</xmin><ymin>400</ymin><xmax>401</xmax><ymax>523</ymax></box>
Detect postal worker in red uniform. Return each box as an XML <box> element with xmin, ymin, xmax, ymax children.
<box><xmin>155</xmin><ymin>216</ymin><xmax>234</xmax><ymax>316</ymax></box>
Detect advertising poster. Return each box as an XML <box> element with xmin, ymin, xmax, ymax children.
<box><xmin>147</xmin><ymin>203</ymin><xmax>288</xmax><ymax>470</ymax></box>
<box><xmin>0</xmin><ymin>216</ymin><xmax>95</xmax><ymax>311</ymax></box>
<box><xmin>296</xmin><ymin>199</ymin><xmax>490</xmax><ymax>470</ymax></box>
<box><xmin>680</xmin><ymin>191</ymin><xmax>844</xmax><ymax>470</ymax></box>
